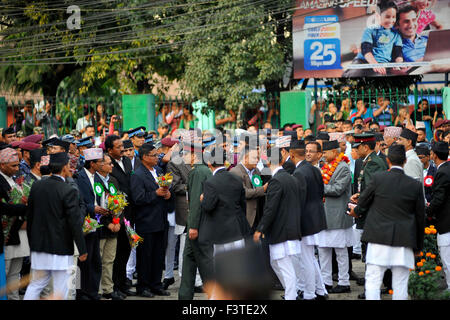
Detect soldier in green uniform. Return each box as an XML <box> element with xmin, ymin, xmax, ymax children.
<box><xmin>178</xmin><ymin>143</ymin><xmax>214</xmax><ymax>300</ymax></box>
<box><xmin>350</xmin><ymin>133</ymin><xmax>388</xmax><ymax>298</ymax></box>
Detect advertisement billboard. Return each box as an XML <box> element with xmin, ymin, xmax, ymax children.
<box><xmin>293</xmin><ymin>0</ymin><xmax>450</xmax><ymax>78</ymax></box>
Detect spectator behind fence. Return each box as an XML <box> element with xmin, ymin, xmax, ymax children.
<box><xmin>22</xmin><ymin>100</ymin><xmax>35</xmax><ymax>136</ymax></box>
<box><xmin>35</xmin><ymin>100</ymin><xmax>60</xmax><ymax>139</ymax></box>
<box><xmin>179</xmin><ymin>104</ymin><xmax>197</xmax><ymax>130</ymax></box>
<box><xmin>96</xmin><ymin>103</ymin><xmax>108</xmax><ymax>134</ymax></box>
<box><xmin>76</xmin><ymin>105</ymin><xmax>93</xmax><ymax>135</ymax></box>
<box><xmin>372</xmin><ymin>97</ymin><xmax>394</xmax><ymax>127</ymax></box>
<box><xmin>340</xmin><ymin>98</ymin><xmax>352</xmax><ymax>121</ymax></box>
<box><xmin>349</xmin><ymin>99</ymin><xmax>373</xmax><ymax>123</ymax></box>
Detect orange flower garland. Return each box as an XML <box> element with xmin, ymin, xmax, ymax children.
<box><xmin>321</xmin><ymin>153</ymin><xmax>350</xmax><ymax>185</ymax></box>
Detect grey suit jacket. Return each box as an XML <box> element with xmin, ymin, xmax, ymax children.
<box><xmin>323</xmin><ymin>161</ymin><xmax>353</xmax><ymax>230</ymax></box>
<box><xmin>166</xmin><ymin>160</ymin><xmax>191</xmax><ymax>227</ymax></box>
<box><xmin>229</xmin><ymin>163</ymin><xmax>265</xmax><ymax>227</ymax></box>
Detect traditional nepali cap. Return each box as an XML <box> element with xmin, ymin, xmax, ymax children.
<box><xmin>431</xmin><ymin>141</ymin><xmax>449</xmax><ymax>154</ymax></box>
<box><xmin>289</xmin><ymin>139</ymin><xmax>306</xmax><ymax>150</ymax></box>
<box><xmin>352</xmin><ymin>133</ymin><xmax>375</xmax><ymax>148</ymax></box>
<box><xmin>127</xmin><ymin>126</ymin><xmax>146</xmax><ymax>138</ymax></box>
<box><xmin>42</xmin><ymin>137</ymin><xmax>70</xmax><ymax>151</ymax></box>
<box><xmin>76</xmin><ymin>136</ymin><xmax>94</xmax><ymax>148</ymax></box>
<box><xmin>292</xmin><ymin>124</ymin><xmax>303</xmax><ymax>130</ymax></box>
<box><xmin>61</xmin><ymin>134</ymin><xmax>76</xmax><ymax>144</ymax></box>
<box><xmin>84</xmin><ymin>147</ymin><xmax>103</xmax><ymax>161</ymax></box>
<box><xmin>49</xmin><ymin>152</ymin><xmax>69</xmax><ymax>166</ymax></box>
<box><xmin>161</xmin><ymin>136</ymin><xmax>179</xmax><ymax>147</ymax></box>
<box><xmin>19</xmin><ymin>141</ymin><xmax>40</xmax><ymax>151</ymax></box>
<box><xmin>70</xmin><ymin>129</ymin><xmax>81</xmax><ymax>137</ymax></box>
<box><xmin>322</xmin><ymin>140</ymin><xmax>340</xmax><ymax>151</ymax></box>
<box><xmin>122</xmin><ymin>139</ymin><xmax>133</xmax><ymax>149</ymax></box>
<box><xmin>22</xmin><ymin>134</ymin><xmax>43</xmax><ymax>144</ymax></box>
<box><xmin>40</xmin><ymin>155</ymin><xmax>50</xmax><ymax>166</ymax></box>
<box><xmin>328</xmin><ymin>132</ymin><xmax>345</xmax><ymax>143</ymax></box>
<box><xmin>317</xmin><ymin>124</ymin><xmax>326</xmax><ymax>131</ymax></box>
<box><xmin>0</xmin><ymin>148</ymin><xmax>19</xmax><ymax>163</ymax></box>
<box><xmin>383</xmin><ymin>126</ymin><xmax>402</xmax><ymax>138</ymax></box>
<box><xmin>29</xmin><ymin>148</ymin><xmax>43</xmax><ymax>163</ymax></box>
<box><xmin>400</xmin><ymin>128</ymin><xmax>418</xmax><ymax>143</ymax></box>
<box><xmin>316</xmin><ymin>132</ymin><xmax>330</xmax><ymax>141</ymax></box>
<box><xmin>415</xmin><ymin>145</ymin><xmax>430</xmax><ymax>156</ymax></box>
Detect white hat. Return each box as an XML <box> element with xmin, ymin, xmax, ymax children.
<box><xmin>84</xmin><ymin>148</ymin><xmax>103</xmax><ymax>161</ymax></box>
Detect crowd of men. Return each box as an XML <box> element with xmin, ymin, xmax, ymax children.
<box><xmin>0</xmin><ymin>111</ymin><xmax>449</xmax><ymax>301</ymax></box>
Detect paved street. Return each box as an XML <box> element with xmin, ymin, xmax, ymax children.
<box><xmin>124</xmin><ymin>257</ymin><xmax>392</xmax><ymax>301</ymax></box>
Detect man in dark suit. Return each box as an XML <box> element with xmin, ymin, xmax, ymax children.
<box><xmin>416</xmin><ymin>144</ymin><xmax>437</xmax><ymax>204</ymax></box>
<box><xmin>24</xmin><ymin>152</ymin><xmax>88</xmax><ymax>300</ymax></box>
<box><xmin>375</xmin><ymin>133</ymin><xmax>388</xmax><ymax>168</ymax></box>
<box><xmin>75</xmin><ymin>147</ymin><xmax>108</xmax><ymax>300</ymax></box>
<box><xmin>426</xmin><ymin>141</ymin><xmax>450</xmax><ymax>291</ymax></box>
<box><xmin>200</xmin><ymin>147</ymin><xmax>250</xmax><ymax>253</ymax></box>
<box><xmin>289</xmin><ymin>139</ymin><xmax>328</xmax><ymax>300</ymax></box>
<box><xmin>254</xmin><ymin>147</ymin><xmax>302</xmax><ymax>300</ymax></box>
<box><xmin>105</xmin><ymin>135</ymin><xmax>135</xmax><ymax>296</ymax></box>
<box><xmin>131</xmin><ymin>143</ymin><xmax>174</xmax><ymax>298</ymax></box>
<box><xmin>350</xmin><ymin>144</ymin><xmax>425</xmax><ymax>300</ymax></box>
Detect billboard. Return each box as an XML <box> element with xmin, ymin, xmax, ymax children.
<box><xmin>293</xmin><ymin>0</ymin><xmax>450</xmax><ymax>78</ymax></box>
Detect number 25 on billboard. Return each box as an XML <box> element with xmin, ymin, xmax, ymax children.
<box><xmin>304</xmin><ymin>39</ymin><xmax>341</xmax><ymax>71</ymax></box>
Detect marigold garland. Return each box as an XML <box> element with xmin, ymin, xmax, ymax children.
<box><xmin>321</xmin><ymin>153</ymin><xmax>350</xmax><ymax>185</ymax></box>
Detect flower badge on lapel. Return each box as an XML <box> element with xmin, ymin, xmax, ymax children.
<box><xmin>251</xmin><ymin>174</ymin><xmax>263</xmax><ymax>187</ymax></box>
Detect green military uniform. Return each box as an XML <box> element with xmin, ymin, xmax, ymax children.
<box><xmin>354</xmin><ymin>150</ymin><xmax>388</xmax><ymax>229</ymax></box>
<box><xmin>178</xmin><ymin>163</ymin><xmax>214</xmax><ymax>300</ymax></box>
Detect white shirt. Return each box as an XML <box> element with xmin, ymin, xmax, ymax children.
<box><xmin>213</xmin><ymin>167</ymin><xmax>226</xmax><ymax>176</ymax></box>
<box><xmin>271</xmin><ymin>166</ymin><xmax>283</xmax><ymax>177</ymax></box>
<box><xmin>366</xmin><ymin>243</ymin><xmax>415</xmax><ymax>269</ymax></box>
<box><xmin>147</xmin><ymin>167</ymin><xmax>158</xmax><ymax>182</ymax></box>
<box><xmin>0</xmin><ymin>170</ymin><xmax>17</xmax><ymax>188</ymax></box>
<box><xmin>116</xmin><ymin>157</ymin><xmax>125</xmax><ymax>172</ymax></box>
<box><xmin>240</xmin><ymin>162</ymin><xmax>254</xmax><ymax>180</ymax></box>
<box><xmin>83</xmin><ymin>168</ymin><xmax>98</xmax><ymax>205</ymax></box>
<box><xmin>295</xmin><ymin>160</ymin><xmax>303</xmax><ymax>168</ymax></box>
<box><xmin>31</xmin><ymin>251</ymin><xmax>73</xmax><ymax>271</ymax></box>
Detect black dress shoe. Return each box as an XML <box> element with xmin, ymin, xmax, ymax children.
<box><xmin>137</xmin><ymin>289</ymin><xmax>154</xmax><ymax>298</ymax></box>
<box><xmin>351</xmin><ymin>253</ymin><xmax>361</xmax><ymax>260</ymax></box>
<box><xmin>194</xmin><ymin>286</ymin><xmax>204</xmax><ymax>293</ymax></box>
<box><xmin>325</xmin><ymin>284</ymin><xmax>333</xmax><ymax>291</ymax></box>
<box><xmin>103</xmin><ymin>292</ymin><xmax>124</xmax><ymax>300</ymax></box>
<box><xmin>358</xmin><ymin>292</ymin><xmax>365</xmax><ymax>300</ymax></box>
<box><xmin>119</xmin><ymin>289</ymin><xmax>136</xmax><ymax>297</ymax></box>
<box><xmin>297</xmin><ymin>291</ymin><xmax>303</xmax><ymax>299</ymax></box>
<box><xmin>125</xmin><ymin>278</ymin><xmax>133</xmax><ymax>288</ymax></box>
<box><xmin>315</xmin><ymin>294</ymin><xmax>329</xmax><ymax>300</ymax></box>
<box><xmin>281</xmin><ymin>294</ymin><xmax>285</xmax><ymax>300</ymax></box>
<box><xmin>163</xmin><ymin>277</ymin><xmax>175</xmax><ymax>290</ymax></box>
<box><xmin>151</xmin><ymin>288</ymin><xmax>171</xmax><ymax>296</ymax></box>
<box><xmin>356</xmin><ymin>277</ymin><xmax>365</xmax><ymax>286</ymax></box>
<box><xmin>328</xmin><ymin>285</ymin><xmax>351</xmax><ymax>294</ymax></box>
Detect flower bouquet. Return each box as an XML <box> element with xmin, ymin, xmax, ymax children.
<box><xmin>123</xmin><ymin>218</ymin><xmax>143</xmax><ymax>248</ymax></box>
<box><xmin>107</xmin><ymin>192</ymin><xmax>128</xmax><ymax>218</ymax></box>
<box><xmin>2</xmin><ymin>177</ymin><xmax>34</xmax><ymax>239</ymax></box>
<box><xmin>82</xmin><ymin>214</ymin><xmax>103</xmax><ymax>234</ymax></box>
<box><xmin>156</xmin><ymin>172</ymin><xmax>173</xmax><ymax>188</ymax></box>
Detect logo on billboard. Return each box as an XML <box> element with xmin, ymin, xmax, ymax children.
<box><xmin>303</xmin><ymin>15</ymin><xmax>341</xmax><ymax>70</ymax></box>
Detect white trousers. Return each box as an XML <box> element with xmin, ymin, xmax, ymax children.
<box><xmin>270</xmin><ymin>254</ymin><xmax>302</xmax><ymax>300</ymax></box>
<box><xmin>352</xmin><ymin>226</ymin><xmax>363</xmax><ymax>255</ymax></box>
<box><xmin>4</xmin><ymin>257</ymin><xmax>23</xmax><ymax>300</ymax></box>
<box><xmin>179</xmin><ymin>233</ymin><xmax>203</xmax><ymax>287</ymax></box>
<box><xmin>365</xmin><ymin>263</ymin><xmax>410</xmax><ymax>300</ymax></box>
<box><xmin>439</xmin><ymin>245</ymin><xmax>450</xmax><ymax>290</ymax></box>
<box><xmin>297</xmin><ymin>242</ymin><xmax>327</xmax><ymax>299</ymax></box>
<box><xmin>126</xmin><ymin>247</ymin><xmax>136</xmax><ymax>281</ymax></box>
<box><xmin>24</xmin><ymin>269</ymin><xmax>72</xmax><ymax>300</ymax></box>
<box><xmin>318</xmin><ymin>247</ymin><xmax>350</xmax><ymax>286</ymax></box>
<box><xmin>164</xmin><ymin>226</ymin><xmax>177</xmax><ymax>279</ymax></box>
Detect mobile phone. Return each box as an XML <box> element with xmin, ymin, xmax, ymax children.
<box><xmin>346</xmin><ymin>202</ymin><xmax>356</xmax><ymax>215</ymax></box>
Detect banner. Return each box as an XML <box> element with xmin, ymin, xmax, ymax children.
<box><xmin>293</xmin><ymin>0</ymin><xmax>450</xmax><ymax>78</ymax></box>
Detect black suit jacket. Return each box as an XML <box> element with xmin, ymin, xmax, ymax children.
<box><xmin>292</xmin><ymin>160</ymin><xmax>327</xmax><ymax>237</ymax></box>
<box><xmin>109</xmin><ymin>155</ymin><xmax>134</xmax><ymax>222</ymax></box>
<box><xmin>378</xmin><ymin>151</ymin><xmax>388</xmax><ymax>169</ymax></box>
<box><xmin>424</xmin><ymin>162</ymin><xmax>438</xmax><ymax>203</ymax></box>
<box><xmin>426</xmin><ymin>161</ymin><xmax>450</xmax><ymax>235</ymax></box>
<box><xmin>256</xmin><ymin>169</ymin><xmax>302</xmax><ymax>244</ymax></box>
<box><xmin>130</xmin><ymin>165</ymin><xmax>174</xmax><ymax>234</ymax></box>
<box><xmin>0</xmin><ymin>174</ymin><xmax>27</xmax><ymax>248</ymax></box>
<box><xmin>200</xmin><ymin>168</ymin><xmax>250</xmax><ymax>245</ymax></box>
<box><xmin>75</xmin><ymin>168</ymin><xmax>96</xmax><ymax>218</ymax></box>
<box><xmin>26</xmin><ymin>176</ymin><xmax>87</xmax><ymax>256</ymax></box>
<box><xmin>282</xmin><ymin>158</ymin><xmax>296</xmax><ymax>174</ymax></box>
<box><xmin>353</xmin><ymin>158</ymin><xmax>363</xmax><ymax>194</ymax></box>
<box><xmin>356</xmin><ymin>168</ymin><xmax>425</xmax><ymax>251</ymax></box>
